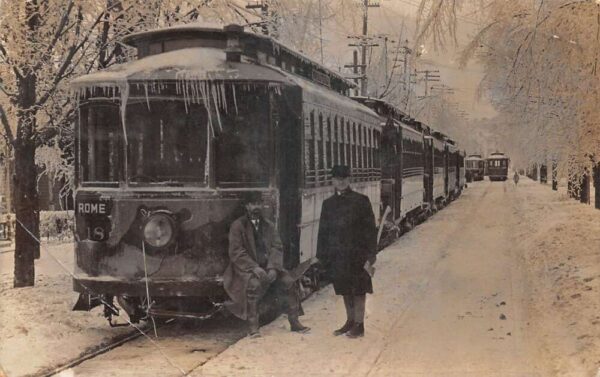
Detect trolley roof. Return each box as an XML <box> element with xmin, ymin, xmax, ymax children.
<box><xmin>72</xmin><ymin>23</ymin><xmax>356</xmax><ymax>95</ymax></box>
<box><xmin>466</xmin><ymin>154</ymin><xmax>484</xmax><ymax>160</ymax></box>
<box><xmin>351</xmin><ymin>96</ymin><xmax>428</xmax><ymax>132</ymax></box>
<box><xmin>487</xmin><ymin>152</ymin><xmax>509</xmax><ymax>160</ymax></box>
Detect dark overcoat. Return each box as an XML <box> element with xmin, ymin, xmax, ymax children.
<box><xmin>223</xmin><ymin>215</ymin><xmax>284</xmax><ymax>320</ymax></box>
<box><xmin>316</xmin><ymin>189</ymin><xmax>377</xmax><ymax>295</ymax></box>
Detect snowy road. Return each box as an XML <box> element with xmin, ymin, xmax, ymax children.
<box><xmin>187</xmin><ymin>179</ymin><xmax>550</xmax><ymax>377</ymax></box>
<box><xmin>9</xmin><ymin>180</ymin><xmax>600</xmax><ymax>377</ymax></box>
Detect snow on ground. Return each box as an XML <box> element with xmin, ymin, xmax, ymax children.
<box><xmin>190</xmin><ymin>179</ymin><xmax>549</xmax><ymax>377</ymax></box>
<box><xmin>513</xmin><ymin>179</ymin><xmax>600</xmax><ymax>376</ymax></box>
<box><xmin>0</xmin><ymin>243</ymin><xmax>133</xmax><ymax>377</ymax></box>
<box><xmin>190</xmin><ymin>178</ymin><xmax>600</xmax><ymax>377</ymax></box>
<box><xmin>2</xmin><ymin>178</ymin><xmax>600</xmax><ymax>377</ymax></box>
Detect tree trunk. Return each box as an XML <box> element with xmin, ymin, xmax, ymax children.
<box><xmin>594</xmin><ymin>163</ymin><xmax>600</xmax><ymax>209</ymax></box>
<box><xmin>552</xmin><ymin>161</ymin><xmax>558</xmax><ymax>191</ymax></box>
<box><xmin>13</xmin><ymin>136</ymin><xmax>39</xmax><ymax>287</ymax></box>
<box><xmin>580</xmin><ymin>170</ymin><xmax>590</xmax><ymax>204</ymax></box>
<box><xmin>567</xmin><ymin>164</ymin><xmax>575</xmax><ymax>198</ymax></box>
<box><xmin>13</xmin><ymin>1</ymin><xmax>40</xmax><ymax>288</ymax></box>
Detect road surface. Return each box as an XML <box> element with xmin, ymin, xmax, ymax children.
<box><xmin>58</xmin><ymin>179</ymin><xmax>553</xmax><ymax>377</ymax></box>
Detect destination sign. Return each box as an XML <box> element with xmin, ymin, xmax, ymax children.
<box><xmin>77</xmin><ymin>201</ymin><xmax>109</xmax><ymax>215</ymax></box>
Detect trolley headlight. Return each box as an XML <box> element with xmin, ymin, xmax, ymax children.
<box><xmin>142</xmin><ymin>213</ymin><xmax>175</xmax><ymax>248</ymax></box>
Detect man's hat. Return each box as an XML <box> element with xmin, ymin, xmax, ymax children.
<box><xmin>331</xmin><ymin>165</ymin><xmax>351</xmax><ymax>178</ymax></box>
<box><xmin>241</xmin><ymin>191</ymin><xmax>264</xmax><ymax>204</ymax></box>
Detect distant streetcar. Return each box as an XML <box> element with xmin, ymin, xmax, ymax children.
<box><xmin>486</xmin><ymin>152</ymin><xmax>510</xmax><ymax>181</ymax></box>
<box><xmin>465</xmin><ymin>154</ymin><xmax>485</xmax><ymax>182</ymax></box>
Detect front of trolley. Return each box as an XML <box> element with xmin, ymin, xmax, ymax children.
<box><xmin>70</xmin><ymin>25</ymin><xmax>299</xmax><ymax>322</ymax></box>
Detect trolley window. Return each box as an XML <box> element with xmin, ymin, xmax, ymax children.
<box><xmin>215</xmin><ymin>89</ymin><xmax>271</xmax><ymax>187</ymax></box>
<box><xmin>127</xmin><ymin>101</ymin><xmax>208</xmax><ymax>184</ymax></box>
<box><xmin>79</xmin><ymin>103</ymin><xmax>122</xmax><ymax>184</ymax></box>
<box><xmin>333</xmin><ymin>117</ymin><xmax>339</xmax><ymax>166</ymax></box>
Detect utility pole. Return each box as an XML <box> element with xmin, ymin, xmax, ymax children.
<box><xmin>345</xmin><ymin>1</ymin><xmax>380</xmax><ymax>96</ymax></box>
<box><xmin>318</xmin><ymin>0</ymin><xmax>324</xmax><ymax>64</ymax></box>
<box><xmin>374</xmin><ymin>34</ymin><xmax>398</xmax><ymax>96</ymax></box>
<box><xmin>416</xmin><ymin>69</ymin><xmax>440</xmax><ymax>97</ymax></box>
<box><xmin>246</xmin><ymin>1</ymin><xmax>270</xmax><ymax>36</ymax></box>
<box><xmin>344</xmin><ymin>50</ymin><xmax>363</xmax><ymax>94</ymax></box>
<box><xmin>399</xmin><ymin>40</ymin><xmax>412</xmax><ymax>88</ymax></box>
<box><xmin>361</xmin><ymin>0</ymin><xmax>380</xmax><ymax>95</ymax></box>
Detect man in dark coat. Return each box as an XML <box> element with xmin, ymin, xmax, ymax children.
<box><xmin>223</xmin><ymin>192</ymin><xmax>310</xmax><ymax>337</ymax></box>
<box><xmin>317</xmin><ymin>165</ymin><xmax>377</xmax><ymax>338</ymax></box>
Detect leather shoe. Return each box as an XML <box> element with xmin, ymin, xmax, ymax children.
<box><xmin>333</xmin><ymin>320</ymin><xmax>355</xmax><ymax>336</ymax></box>
<box><xmin>289</xmin><ymin>317</ymin><xmax>310</xmax><ymax>333</ymax></box>
<box><xmin>345</xmin><ymin>322</ymin><xmax>364</xmax><ymax>338</ymax></box>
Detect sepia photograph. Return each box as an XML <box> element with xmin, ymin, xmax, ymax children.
<box><xmin>1</xmin><ymin>0</ymin><xmax>599</xmax><ymax>376</ymax></box>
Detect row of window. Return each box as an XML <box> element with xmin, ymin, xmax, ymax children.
<box><xmin>466</xmin><ymin>160</ymin><xmax>485</xmax><ymax>169</ymax></box>
<box><xmin>488</xmin><ymin>160</ymin><xmax>508</xmax><ymax>168</ymax></box>
<box><xmin>304</xmin><ymin>109</ymin><xmax>381</xmax><ymax>186</ymax></box>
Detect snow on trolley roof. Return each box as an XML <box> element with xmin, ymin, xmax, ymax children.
<box><xmin>466</xmin><ymin>154</ymin><xmax>484</xmax><ymax>160</ymax></box>
<box><xmin>120</xmin><ymin>23</ymin><xmax>357</xmax><ymax>91</ymax></box>
<box><xmin>70</xmin><ymin>47</ymin><xmax>291</xmax><ymax>88</ymax></box>
<box><xmin>351</xmin><ymin>96</ymin><xmax>428</xmax><ymax>132</ymax></box>
<box><xmin>487</xmin><ymin>152</ymin><xmax>509</xmax><ymax>159</ymax></box>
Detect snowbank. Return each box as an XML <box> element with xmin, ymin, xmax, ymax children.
<box><xmin>0</xmin><ymin>244</ymin><xmax>133</xmax><ymax>377</ymax></box>
<box><xmin>513</xmin><ymin>178</ymin><xmax>600</xmax><ymax>375</ymax></box>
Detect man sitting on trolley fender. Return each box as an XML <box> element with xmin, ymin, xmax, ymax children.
<box><xmin>223</xmin><ymin>192</ymin><xmax>310</xmax><ymax>337</ymax></box>
<box><xmin>317</xmin><ymin>165</ymin><xmax>377</xmax><ymax>338</ymax></box>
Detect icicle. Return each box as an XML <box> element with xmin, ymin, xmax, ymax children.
<box><xmin>232</xmin><ymin>84</ymin><xmax>239</xmax><ymax>114</ymax></box>
<box><xmin>211</xmin><ymin>84</ymin><xmax>223</xmax><ymax>131</ymax></box>
<box><xmin>182</xmin><ymin>79</ymin><xmax>189</xmax><ymax>114</ymax></box>
<box><xmin>120</xmin><ymin>82</ymin><xmax>130</xmax><ymax>146</ymax></box>
<box><xmin>199</xmin><ymin>82</ymin><xmax>214</xmax><ymax>138</ymax></box>
<box><xmin>144</xmin><ymin>83</ymin><xmax>151</xmax><ymax>111</ymax></box>
<box><xmin>192</xmin><ymin>79</ymin><xmax>199</xmax><ymax>104</ymax></box>
<box><xmin>204</xmin><ymin>112</ymin><xmax>210</xmax><ymax>183</ymax></box>
<box><xmin>220</xmin><ymin>83</ymin><xmax>227</xmax><ymax>114</ymax></box>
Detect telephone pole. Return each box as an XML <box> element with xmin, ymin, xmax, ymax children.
<box><xmin>246</xmin><ymin>1</ymin><xmax>270</xmax><ymax>36</ymax></box>
<box><xmin>416</xmin><ymin>69</ymin><xmax>440</xmax><ymax>97</ymax></box>
<box><xmin>345</xmin><ymin>1</ymin><xmax>380</xmax><ymax>96</ymax></box>
<box><xmin>318</xmin><ymin>0</ymin><xmax>324</xmax><ymax>63</ymax></box>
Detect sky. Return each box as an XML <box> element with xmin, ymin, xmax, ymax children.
<box><xmin>318</xmin><ymin>0</ymin><xmax>497</xmax><ymax>119</ymax></box>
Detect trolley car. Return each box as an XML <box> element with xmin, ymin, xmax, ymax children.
<box><xmin>465</xmin><ymin>154</ymin><xmax>485</xmax><ymax>181</ymax></box>
<box><xmin>71</xmin><ymin>24</ymin><xmax>382</xmax><ymax>322</ymax></box>
<box><xmin>486</xmin><ymin>152</ymin><xmax>510</xmax><ymax>181</ymax></box>
<box><xmin>71</xmin><ymin>23</ymin><xmax>465</xmax><ymax>324</ymax></box>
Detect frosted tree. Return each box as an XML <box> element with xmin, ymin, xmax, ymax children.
<box><xmin>0</xmin><ymin>0</ymin><xmax>208</xmax><ymax>288</ymax></box>
<box><xmin>414</xmin><ymin>0</ymin><xmax>600</xmax><ymax>196</ymax></box>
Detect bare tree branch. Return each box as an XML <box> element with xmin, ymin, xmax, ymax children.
<box><xmin>0</xmin><ymin>40</ymin><xmax>25</xmax><ymax>81</ymax></box>
<box><xmin>32</xmin><ymin>0</ymin><xmax>75</xmax><ymax>72</ymax></box>
<box><xmin>0</xmin><ymin>104</ymin><xmax>14</xmax><ymax>147</ymax></box>
<box><xmin>35</xmin><ymin>8</ymin><xmax>108</xmax><ymax>108</ymax></box>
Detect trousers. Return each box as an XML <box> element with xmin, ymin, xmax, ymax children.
<box><xmin>246</xmin><ymin>270</ymin><xmax>301</xmax><ymax>320</ymax></box>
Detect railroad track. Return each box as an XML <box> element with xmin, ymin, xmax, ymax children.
<box><xmin>34</xmin><ymin>320</ymin><xmax>174</xmax><ymax>377</ymax></box>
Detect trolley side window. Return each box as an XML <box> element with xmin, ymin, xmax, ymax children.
<box><xmin>79</xmin><ymin>103</ymin><xmax>121</xmax><ymax>184</ymax></box>
<box><xmin>373</xmin><ymin>130</ymin><xmax>381</xmax><ymax>170</ymax></box>
<box><xmin>326</xmin><ymin>117</ymin><xmax>332</xmax><ymax>172</ymax></box>
<box><xmin>317</xmin><ymin>114</ymin><xmax>324</xmax><ymax>184</ymax></box>
<box><xmin>339</xmin><ymin>118</ymin><xmax>346</xmax><ymax>166</ymax></box>
<box><xmin>304</xmin><ymin>111</ymin><xmax>316</xmax><ymax>186</ymax></box>
<box><xmin>333</xmin><ymin>117</ymin><xmax>339</xmax><ymax>166</ymax></box>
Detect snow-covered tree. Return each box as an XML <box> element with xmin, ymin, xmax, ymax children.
<box><xmin>415</xmin><ymin>0</ymin><xmax>600</xmax><ymax>187</ymax></box>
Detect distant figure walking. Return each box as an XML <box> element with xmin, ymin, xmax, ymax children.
<box><xmin>513</xmin><ymin>171</ymin><xmax>520</xmax><ymax>185</ymax></box>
